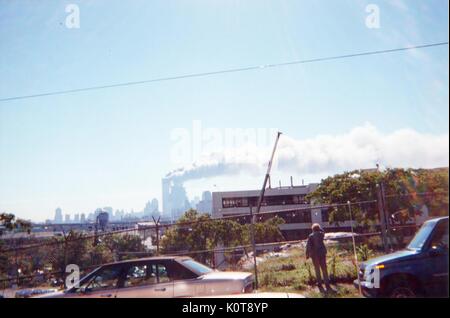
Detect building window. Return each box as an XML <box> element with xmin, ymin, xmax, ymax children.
<box><xmin>274</xmin><ymin>210</ymin><xmax>311</xmax><ymax>224</ymax></box>
<box><xmin>222</xmin><ymin>195</ymin><xmax>309</xmax><ymax>209</ymax></box>
<box><xmin>321</xmin><ymin>208</ymin><xmax>330</xmax><ymax>222</ymax></box>
<box><xmin>222</xmin><ymin>198</ymin><xmax>250</xmax><ymax>208</ymax></box>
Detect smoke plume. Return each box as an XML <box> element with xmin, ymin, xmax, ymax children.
<box><xmin>165</xmin><ymin>123</ymin><xmax>449</xmax><ymax>183</ymax></box>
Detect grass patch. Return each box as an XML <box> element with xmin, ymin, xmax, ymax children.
<box><xmin>257</xmin><ymin>246</ymin><xmax>365</xmax><ymax>296</ymax></box>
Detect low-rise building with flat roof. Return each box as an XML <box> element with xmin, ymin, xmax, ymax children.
<box><xmin>212</xmin><ymin>182</ymin><xmax>356</xmax><ymax>240</ymax></box>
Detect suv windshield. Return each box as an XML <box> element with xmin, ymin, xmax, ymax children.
<box><xmin>181</xmin><ymin>259</ymin><xmax>214</xmax><ymax>275</ymax></box>
<box><xmin>407</xmin><ymin>222</ymin><xmax>435</xmax><ymax>251</ymax></box>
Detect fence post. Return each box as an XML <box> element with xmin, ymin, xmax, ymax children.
<box><xmin>14</xmin><ymin>241</ymin><xmax>19</xmax><ymax>287</ymax></box>
<box><xmin>249</xmin><ymin>205</ymin><xmax>259</xmax><ymax>291</ymax></box>
<box><xmin>377</xmin><ymin>184</ymin><xmax>390</xmax><ymax>253</ymax></box>
<box><xmin>152</xmin><ymin>216</ymin><xmax>160</xmax><ymax>256</ymax></box>
<box><xmin>380</xmin><ymin>181</ymin><xmax>393</xmax><ymax>249</ymax></box>
<box><xmin>348</xmin><ymin>202</ymin><xmax>362</xmax><ymax>296</ymax></box>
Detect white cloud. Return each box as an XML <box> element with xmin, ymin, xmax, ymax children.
<box><xmin>277</xmin><ymin>123</ymin><xmax>449</xmax><ymax>173</ymax></box>
<box><xmin>166</xmin><ymin>123</ymin><xmax>449</xmax><ymax>182</ymax></box>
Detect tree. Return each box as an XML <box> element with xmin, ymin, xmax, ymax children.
<box><xmin>160</xmin><ymin>209</ymin><xmax>286</xmax><ymax>265</ymax></box>
<box><xmin>253</xmin><ymin>216</ymin><xmax>285</xmax><ymax>243</ymax></box>
<box><xmin>306</xmin><ymin>167</ymin><xmax>449</xmax><ymax>227</ymax></box>
<box><xmin>0</xmin><ymin>213</ymin><xmax>31</xmax><ymax>235</ymax></box>
<box><xmin>103</xmin><ymin>233</ymin><xmax>146</xmax><ymax>261</ymax></box>
<box><xmin>50</xmin><ymin>231</ymin><xmax>89</xmax><ymax>279</ymax></box>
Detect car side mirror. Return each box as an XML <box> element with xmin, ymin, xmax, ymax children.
<box><xmin>79</xmin><ymin>287</ymin><xmax>90</xmax><ymax>294</ymax></box>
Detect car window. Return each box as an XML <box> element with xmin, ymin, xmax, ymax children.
<box><xmin>85</xmin><ymin>267</ymin><xmax>122</xmax><ymax>292</ymax></box>
<box><xmin>124</xmin><ymin>264</ymin><xmax>157</xmax><ymax>288</ymax></box>
<box><xmin>430</xmin><ymin>220</ymin><xmax>449</xmax><ymax>250</ymax></box>
<box><xmin>154</xmin><ymin>263</ymin><xmax>171</xmax><ymax>283</ymax></box>
<box><xmin>408</xmin><ymin>222</ymin><xmax>435</xmax><ymax>250</ymax></box>
<box><xmin>181</xmin><ymin>259</ymin><xmax>214</xmax><ymax>275</ymax></box>
<box><xmin>169</xmin><ymin>261</ymin><xmax>198</xmax><ymax>281</ymax></box>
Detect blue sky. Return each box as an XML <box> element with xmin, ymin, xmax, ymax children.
<box><xmin>0</xmin><ymin>0</ymin><xmax>448</xmax><ymax>221</ymax></box>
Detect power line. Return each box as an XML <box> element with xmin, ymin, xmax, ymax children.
<box><xmin>0</xmin><ymin>42</ymin><xmax>447</xmax><ymax>103</ymax></box>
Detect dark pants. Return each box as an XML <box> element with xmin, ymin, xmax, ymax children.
<box><xmin>312</xmin><ymin>255</ymin><xmax>330</xmax><ymax>288</ymax></box>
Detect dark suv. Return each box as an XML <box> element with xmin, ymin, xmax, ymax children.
<box><xmin>355</xmin><ymin>216</ymin><xmax>448</xmax><ymax>298</ymax></box>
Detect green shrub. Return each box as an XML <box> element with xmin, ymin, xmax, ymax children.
<box><xmin>356</xmin><ymin>244</ymin><xmax>374</xmax><ymax>261</ymax></box>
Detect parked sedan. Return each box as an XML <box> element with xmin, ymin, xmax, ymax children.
<box><xmin>36</xmin><ymin>256</ymin><xmax>254</xmax><ymax>298</ymax></box>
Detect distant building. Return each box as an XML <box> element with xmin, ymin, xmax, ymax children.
<box><xmin>54</xmin><ymin>207</ymin><xmax>63</xmax><ymax>224</ymax></box>
<box><xmin>162</xmin><ymin>178</ymin><xmax>191</xmax><ymax>221</ymax></box>
<box><xmin>80</xmin><ymin>213</ymin><xmax>86</xmax><ymax>223</ymax></box>
<box><xmin>162</xmin><ymin>178</ymin><xmax>172</xmax><ymax>217</ymax></box>
<box><xmin>114</xmin><ymin>209</ymin><xmax>124</xmax><ymax>221</ymax></box>
<box><xmin>64</xmin><ymin>214</ymin><xmax>71</xmax><ymax>223</ymax></box>
<box><xmin>196</xmin><ymin>191</ymin><xmax>212</xmax><ymax>214</ymax></box>
<box><xmin>103</xmin><ymin>207</ymin><xmax>113</xmax><ymax>220</ymax></box>
<box><xmin>74</xmin><ymin>213</ymin><xmax>80</xmax><ymax>223</ymax></box>
<box><xmin>144</xmin><ymin>199</ymin><xmax>159</xmax><ymax>216</ymax></box>
<box><xmin>96</xmin><ymin>212</ymin><xmax>109</xmax><ymax>230</ymax></box>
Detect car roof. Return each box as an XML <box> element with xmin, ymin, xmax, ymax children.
<box><xmin>100</xmin><ymin>255</ymin><xmax>193</xmax><ymax>267</ymax></box>
<box><xmin>425</xmin><ymin>216</ymin><xmax>448</xmax><ymax>225</ymax></box>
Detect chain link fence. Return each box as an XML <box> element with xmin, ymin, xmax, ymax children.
<box><xmin>0</xmin><ymin>193</ymin><xmax>447</xmax><ymax>298</ymax></box>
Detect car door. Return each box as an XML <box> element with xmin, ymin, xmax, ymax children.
<box><xmin>425</xmin><ymin>219</ymin><xmax>449</xmax><ymax>296</ymax></box>
<box><xmin>69</xmin><ymin>265</ymin><xmax>123</xmax><ymax>298</ymax></box>
<box><xmin>115</xmin><ymin>261</ymin><xmax>174</xmax><ymax>298</ymax></box>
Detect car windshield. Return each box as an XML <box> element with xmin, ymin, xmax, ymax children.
<box><xmin>66</xmin><ymin>267</ymin><xmax>101</xmax><ymax>292</ymax></box>
<box><xmin>407</xmin><ymin>222</ymin><xmax>435</xmax><ymax>251</ymax></box>
<box><xmin>181</xmin><ymin>259</ymin><xmax>214</xmax><ymax>275</ymax></box>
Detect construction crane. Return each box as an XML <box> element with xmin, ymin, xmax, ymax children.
<box><xmin>250</xmin><ymin>131</ymin><xmax>282</xmax><ymax>290</ymax></box>
<box><xmin>255</xmin><ymin>131</ymin><xmax>283</xmax><ymax>216</ymax></box>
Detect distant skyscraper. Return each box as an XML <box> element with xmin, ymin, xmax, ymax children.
<box><xmin>171</xmin><ymin>182</ymin><xmax>190</xmax><ymax>220</ymax></box>
<box><xmin>54</xmin><ymin>207</ymin><xmax>63</xmax><ymax>223</ymax></box>
<box><xmin>196</xmin><ymin>191</ymin><xmax>212</xmax><ymax>214</ymax></box>
<box><xmin>202</xmin><ymin>191</ymin><xmax>212</xmax><ymax>202</ymax></box>
<box><xmin>144</xmin><ymin>198</ymin><xmax>159</xmax><ymax>216</ymax></box>
<box><xmin>114</xmin><ymin>209</ymin><xmax>124</xmax><ymax>221</ymax></box>
<box><xmin>64</xmin><ymin>214</ymin><xmax>71</xmax><ymax>223</ymax></box>
<box><xmin>103</xmin><ymin>207</ymin><xmax>113</xmax><ymax>219</ymax></box>
<box><xmin>80</xmin><ymin>213</ymin><xmax>86</xmax><ymax>223</ymax></box>
<box><xmin>74</xmin><ymin>213</ymin><xmax>80</xmax><ymax>223</ymax></box>
<box><xmin>151</xmin><ymin>198</ymin><xmax>159</xmax><ymax>213</ymax></box>
<box><xmin>162</xmin><ymin>178</ymin><xmax>171</xmax><ymax>217</ymax></box>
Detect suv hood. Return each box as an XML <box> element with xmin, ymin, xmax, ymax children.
<box><xmin>200</xmin><ymin>271</ymin><xmax>252</xmax><ymax>280</ymax></box>
<box><xmin>363</xmin><ymin>249</ymin><xmax>418</xmax><ymax>268</ymax></box>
